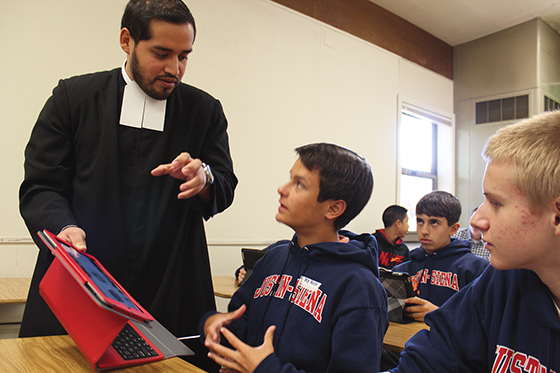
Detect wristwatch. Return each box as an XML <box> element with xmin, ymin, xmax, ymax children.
<box><xmin>202</xmin><ymin>162</ymin><xmax>215</xmax><ymax>187</ymax></box>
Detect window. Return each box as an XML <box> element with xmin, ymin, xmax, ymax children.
<box><xmin>398</xmin><ymin>101</ymin><xmax>454</xmax><ymax>228</ymax></box>
<box><xmin>399</xmin><ymin>112</ymin><xmax>437</xmax><ymax>223</ymax></box>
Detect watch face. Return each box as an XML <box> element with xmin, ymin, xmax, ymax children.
<box><xmin>204</xmin><ymin>164</ymin><xmax>214</xmax><ymax>185</ymax></box>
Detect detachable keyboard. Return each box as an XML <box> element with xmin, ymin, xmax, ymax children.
<box><xmin>111</xmin><ymin>324</ymin><xmax>159</xmax><ymax>360</ymax></box>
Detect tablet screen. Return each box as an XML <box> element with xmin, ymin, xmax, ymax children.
<box><xmin>59</xmin><ymin>241</ymin><xmax>140</xmax><ymax>311</ymax></box>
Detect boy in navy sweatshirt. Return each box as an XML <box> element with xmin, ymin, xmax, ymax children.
<box><xmin>201</xmin><ymin>143</ymin><xmax>388</xmax><ymax>373</ymax></box>
<box><xmin>390</xmin><ymin>110</ymin><xmax>560</xmax><ymax>372</ymax></box>
<box><xmin>392</xmin><ymin>191</ymin><xmax>489</xmax><ymax>322</ymax></box>
<box><xmin>375</xmin><ymin>204</ymin><xmax>410</xmax><ymax>269</ymax></box>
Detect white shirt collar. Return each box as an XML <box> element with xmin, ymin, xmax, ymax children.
<box><xmin>121</xmin><ymin>60</ymin><xmax>133</xmax><ymax>85</ymax></box>
<box><xmin>119</xmin><ymin>60</ymin><xmax>167</xmax><ymax>132</ymax></box>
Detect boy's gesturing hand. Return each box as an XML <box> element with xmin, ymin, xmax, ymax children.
<box><xmin>203</xmin><ymin>305</ymin><xmax>247</xmax><ymax>345</ymax></box>
<box><xmin>207</xmin><ymin>325</ymin><xmax>276</xmax><ymax>373</ymax></box>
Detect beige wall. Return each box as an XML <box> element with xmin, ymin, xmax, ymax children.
<box><xmin>454</xmin><ymin>19</ymin><xmax>560</xmax><ymax>227</ymax></box>
<box><xmin>0</xmin><ymin>0</ymin><xmax>453</xmax><ymax>281</ymax></box>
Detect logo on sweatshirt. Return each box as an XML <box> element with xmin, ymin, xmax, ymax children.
<box><xmin>492</xmin><ymin>345</ymin><xmax>555</xmax><ymax>373</ymax></box>
<box><xmin>379</xmin><ymin>252</ymin><xmax>405</xmax><ymax>267</ymax></box>
<box><xmin>412</xmin><ymin>268</ymin><xmax>460</xmax><ymax>292</ymax></box>
<box><xmin>253</xmin><ymin>274</ymin><xmax>327</xmax><ymax>323</ymax></box>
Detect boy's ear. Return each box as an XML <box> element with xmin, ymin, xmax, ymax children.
<box><xmin>553</xmin><ymin>198</ymin><xmax>560</xmax><ymax>236</ymax></box>
<box><xmin>325</xmin><ymin>200</ymin><xmax>346</xmax><ymax>220</ymax></box>
<box><xmin>449</xmin><ymin>222</ymin><xmax>460</xmax><ymax>236</ymax></box>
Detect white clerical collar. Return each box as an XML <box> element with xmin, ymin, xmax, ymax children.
<box><xmin>119</xmin><ymin>61</ymin><xmax>167</xmax><ymax>132</ymax></box>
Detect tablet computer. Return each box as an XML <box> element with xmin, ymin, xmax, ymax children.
<box><xmin>238</xmin><ymin>248</ymin><xmax>267</xmax><ymax>286</ymax></box>
<box><xmin>379</xmin><ymin>267</ymin><xmax>418</xmax><ymax>323</ymax></box>
<box><xmin>38</xmin><ymin>230</ymin><xmax>153</xmax><ymax>323</ymax></box>
<box><xmin>379</xmin><ymin>267</ymin><xmax>417</xmax><ymax>299</ymax></box>
<box><xmin>38</xmin><ymin>229</ymin><xmax>193</xmax><ymax>370</ymax></box>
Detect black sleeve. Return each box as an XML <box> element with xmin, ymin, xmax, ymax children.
<box><xmin>20</xmin><ymin>80</ymin><xmax>77</xmax><ymax>240</ymax></box>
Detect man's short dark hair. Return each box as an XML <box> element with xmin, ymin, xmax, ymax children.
<box><xmin>121</xmin><ymin>0</ymin><xmax>196</xmax><ymax>43</ymax></box>
<box><xmin>296</xmin><ymin>143</ymin><xmax>374</xmax><ymax>230</ymax></box>
<box><xmin>382</xmin><ymin>205</ymin><xmax>408</xmax><ymax>228</ymax></box>
<box><xmin>416</xmin><ymin>191</ymin><xmax>461</xmax><ymax>225</ymax></box>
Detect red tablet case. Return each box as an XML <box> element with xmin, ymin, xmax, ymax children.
<box><xmin>38</xmin><ymin>230</ymin><xmax>164</xmax><ymax>370</ymax></box>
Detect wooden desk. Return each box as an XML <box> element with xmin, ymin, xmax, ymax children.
<box><xmin>0</xmin><ymin>335</ymin><xmax>206</xmax><ymax>373</ymax></box>
<box><xmin>383</xmin><ymin>321</ymin><xmax>429</xmax><ymax>352</ymax></box>
<box><xmin>0</xmin><ymin>278</ymin><xmax>31</xmax><ymax>304</ymax></box>
<box><xmin>212</xmin><ymin>276</ymin><xmax>238</xmax><ymax>299</ymax></box>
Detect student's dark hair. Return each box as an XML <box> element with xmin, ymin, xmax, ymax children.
<box><xmin>416</xmin><ymin>190</ymin><xmax>461</xmax><ymax>225</ymax></box>
<box><xmin>295</xmin><ymin>143</ymin><xmax>374</xmax><ymax>230</ymax></box>
<box><xmin>121</xmin><ymin>0</ymin><xmax>196</xmax><ymax>43</ymax></box>
<box><xmin>382</xmin><ymin>205</ymin><xmax>408</xmax><ymax>228</ymax></box>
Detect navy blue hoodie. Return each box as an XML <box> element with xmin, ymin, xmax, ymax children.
<box><xmin>205</xmin><ymin>231</ymin><xmax>388</xmax><ymax>373</ymax></box>
<box><xmin>392</xmin><ymin>238</ymin><xmax>489</xmax><ymax>306</ymax></box>
<box><xmin>393</xmin><ymin>267</ymin><xmax>560</xmax><ymax>372</ymax></box>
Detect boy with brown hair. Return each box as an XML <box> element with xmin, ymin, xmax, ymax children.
<box><xmin>390</xmin><ymin>110</ymin><xmax>560</xmax><ymax>372</ymax></box>
<box><xmin>200</xmin><ymin>143</ymin><xmax>388</xmax><ymax>373</ymax></box>
<box><xmin>392</xmin><ymin>191</ymin><xmax>489</xmax><ymax>322</ymax></box>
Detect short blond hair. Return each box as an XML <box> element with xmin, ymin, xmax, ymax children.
<box><xmin>483</xmin><ymin>110</ymin><xmax>560</xmax><ymax>210</ymax></box>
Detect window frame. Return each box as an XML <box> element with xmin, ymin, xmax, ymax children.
<box><xmin>397</xmin><ymin>97</ymin><xmax>455</xmax><ymax>234</ymax></box>
<box><xmin>400</xmin><ymin>113</ymin><xmax>438</xmax><ymax>188</ymax></box>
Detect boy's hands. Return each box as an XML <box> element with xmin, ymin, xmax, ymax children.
<box><xmin>206</xmin><ymin>325</ymin><xmax>276</xmax><ymax>373</ymax></box>
<box><xmin>204</xmin><ymin>305</ymin><xmax>247</xmax><ymax>345</ymax></box>
<box><xmin>404</xmin><ymin>297</ymin><xmax>439</xmax><ymax>322</ymax></box>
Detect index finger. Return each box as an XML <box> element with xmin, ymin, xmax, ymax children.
<box><xmin>405</xmin><ymin>296</ymin><xmax>424</xmax><ymax>305</ymax></box>
<box><xmin>170</xmin><ymin>152</ymin><xmax>193</xmax><ymax>170</ymax></box>
<box><xmin>206</xmin><ymin>332</ymin><xmax>236</xmax><ymax>357</ymax></box>
<box><xmin>219</xmin><ymin>326</ymin><xmax>245</xmax><ymax>351</ymax></box>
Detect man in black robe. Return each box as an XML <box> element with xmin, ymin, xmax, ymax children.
<box><xmin>18</xmin><ymin>1</ymin><xmax>237</xmax><ymax>369</ymax></box>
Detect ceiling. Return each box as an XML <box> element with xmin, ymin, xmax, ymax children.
<box><xmin>368</xmin><ymin>0</ymin><xmax>560</xmax><ymax>46</ymax></box>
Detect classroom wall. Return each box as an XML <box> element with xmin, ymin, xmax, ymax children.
<box><xmin>0</xmin><ymin>0</ymin><xmax>453</xmax><ymax>282</ymax></box>
<box><xmin>270</xmin><ymin>0</ymin><xmax>454</xmax><ymax>79</ymax></box>
<box><xmin>454</xmin><ymin>19</ymin><xmax>560</xmax><ymax>227</ymax></box>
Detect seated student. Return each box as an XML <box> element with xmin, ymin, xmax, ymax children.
<box><xmin>375</xmin><ymin>205</ymin><xmax>410</xmax><ymax>269</ymax></box>
<box><xmin>200</xmin><ymin>143</ymin><xmax>389</xmax><ymax>373</ymax></box>
<box><xmin>453</xmin><ymin>207</ymin><xmax>490</xmax><ymax>260</ymax></box>
<box><xmin>389</xmin><ymin>110</ymin><xmax>560</xmax><ymax>373</ymax></box>
<box><xmin>392</xmin><ymin>191</ymin><xmax>489</xmax><ymax>322</ymax></box>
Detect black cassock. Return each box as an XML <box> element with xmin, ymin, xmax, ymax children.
<box><xmin>19</xmin><ymin>68</ymin><xmax>237</xmax><ymax>340</ymax></box>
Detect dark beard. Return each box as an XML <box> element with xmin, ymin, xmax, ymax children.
<box><xmin>130</xmin><ymin>50</ymin><xmax>176</xmax><ymax>100</ymax></box>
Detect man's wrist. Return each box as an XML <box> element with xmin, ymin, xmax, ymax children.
<box><xmin>58</xmin><ymin>224</ymin><xmax>78</xmax><ymax>235</ymax></box>
<box><xmin>202</xmin><ymin>163</ymin><xmax>214</xmax><ymax>187</ymax></box>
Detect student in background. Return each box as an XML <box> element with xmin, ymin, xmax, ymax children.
<box><xmin>201</xmin><ymin>143</ymin><xmax>388</xmax><ymax>373</ymax></box>
<box><xmin>453</xmin><ymin>207</ymin><xmax>490</xmax><ymax>260</ymax></box>
<box><xmin>375</xmin><ymin>205</ymin><xmax>410</xmax><ymax>269</ymax></box>
<box><xmin>389</xmin><ymin>110</ymin><xmax>560</xmax><ymax>373</ymax></box>
<box><xmin>392</xmin><ymin>191</ymin><xmax>489</xmax><ymax>322</ymax></box>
